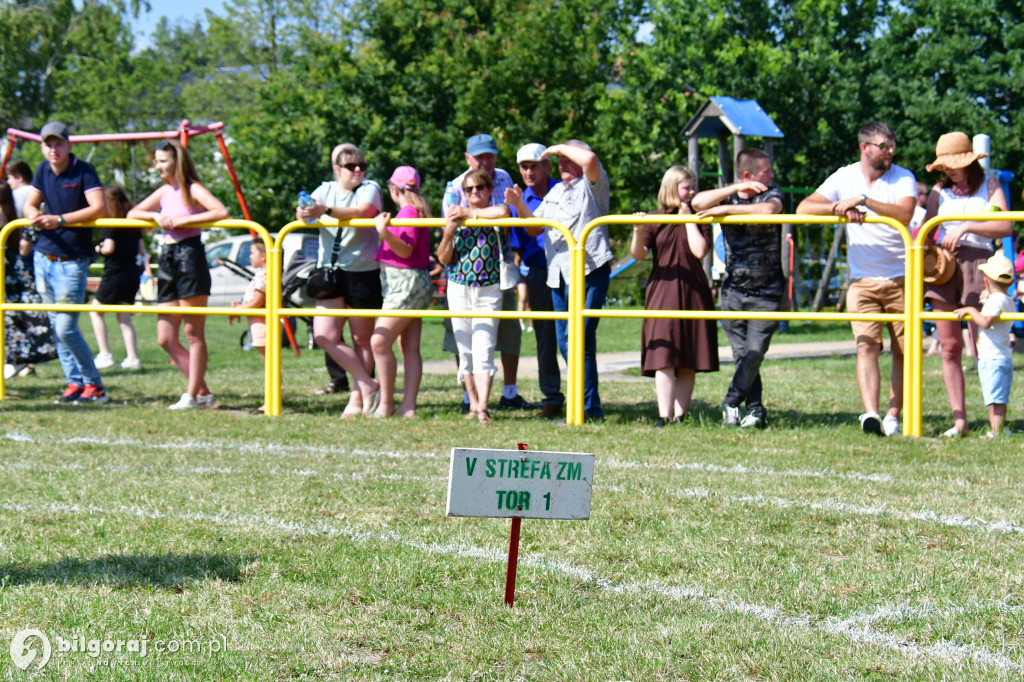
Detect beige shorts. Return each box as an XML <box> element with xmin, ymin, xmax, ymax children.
<box><xmin>846</xmin><ymin>277</ymin><xmax>905</xmax><ymax>353</ymax></box>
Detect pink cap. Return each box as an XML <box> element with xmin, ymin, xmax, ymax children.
<box><xmin>388</xmin><ymin>166</ymin><xmax>420</xmax><ymax>191</ymax></box>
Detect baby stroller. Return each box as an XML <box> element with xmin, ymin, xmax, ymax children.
<box><xmin>216</xmin><ymin>252</ymin><xmax>316</xmax><ymax>352</ymax></box>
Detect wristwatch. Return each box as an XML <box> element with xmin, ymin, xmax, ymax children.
<box><xmin>858</xmin><ymin>194</ymin><xmax>868</xmax><ymax>207</ymax></box>
<box><xmin>324</xmin><ymin>206</ymin><xmax>333</xmax><ymax>217</ymax></box>
<box><xmin>57</xmin><ymin>215</ymin><xmax>66</xmax><ymax>228</ymax></box>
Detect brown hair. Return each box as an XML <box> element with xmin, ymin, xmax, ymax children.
<box><xmin>250</xmin><ymin>239</ymin><xmax>266</xmax><ymax>255</ymax></box>
<box><xmin>736</xmin><ymin>148</ymin><xmax>770</xmax><ymax>177</ymax></box>
<box><xmin>103</xmin><ymin>184</ymin><xmax>133</xmax><ymax>219</ymax></box>
<box><xmin>155</xmin><ymin>140</ymin><xmax>202</xmax><ymax>209</ymax></box>
<box><xmin>463</xmin><ymin>168</ymin><xmax>493</xmax><ymax>191</ymax></box>
<box><xmin>937</xmin><ymin>160</ymin><xmax>986</xmax><ymax>195</ymax></box>
<box><xmin>0</xmin><ymin>181</ymin><xmax>15</xmax><ymax>224</ymax></box>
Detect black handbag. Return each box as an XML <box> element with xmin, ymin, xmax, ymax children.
<box><xmin>306</xmin><ymin>228</ymin><xmax>346</xmax><ymax>299</ymax></box>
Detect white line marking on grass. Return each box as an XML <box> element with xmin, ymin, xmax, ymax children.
<box><xmin>607</xmin><ymin>459</ymin><xmax>892</xmax><ymax>483</ymax></box>
<box><xmin>1</xmin><ymin>460</ymin><xmax>445</xmax><ymax>483</ymax></box>
<box><xmin>4</xmin><ymin>431</ymin><xmax>891</xmax><ymax>485</ymax></box>
<box><xmin>676</xmin><ymin>488</ymin><xmax>1024</xmax><ymax>535</ymax></box>
<box><xmin>2</xmin><ymin>430</ymin><xmax>441</xmax><ymax>462</ymax></box>
<box><xmin>2</xmin><ymin>500</ymin><xmax>1021</xmax><ymax>673</ymax></box>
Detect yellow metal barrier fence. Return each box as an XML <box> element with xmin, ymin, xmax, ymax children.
<box><xmin>581</xmin><ymin>213</ymin><xmax>914</xmax><ymax>431</ymax></box>
<box><xmin>909</xmin><ymin>212</ymin><xmax>1024</xmax><ymax>437</ymax></box>
<box><xmin>5</xmin><ymin>212</ymin><xmax>1019</xmax><ymax>435</ymax></box>
<box><xmin>0</xmin><ymin>218</ymin><xmax>274</xmax><ymax>402</ymax></box>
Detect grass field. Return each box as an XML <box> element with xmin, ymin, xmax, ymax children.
<box><xmin>2</xmin><ymin>311</ymin><xmax>1023</xmax><ymax>679</ymax></box>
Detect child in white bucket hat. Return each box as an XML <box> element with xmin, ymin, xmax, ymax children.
<box><xmin>955</xmin><ymin>252</ymin><xmax>1016</xmax><ymax>437</ymax></box>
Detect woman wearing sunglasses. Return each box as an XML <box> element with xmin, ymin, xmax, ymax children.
<box><xmin>128</xmin><ymin>140</ymin><xmax>228</xmax><ymax>410</ymax></box>
<box><xmin>296</xmin><ymin>143</ymin><xmax>383</xmax><ymax>417</ymax></box>
<box><xmin>436</xmin><ymin>169</ymin><xmax>511</xmax><ymax>424</ymax></box>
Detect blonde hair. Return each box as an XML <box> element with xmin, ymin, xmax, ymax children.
<box><xmin>390</xmin><ymin>184</ymin><xmax>432</xmax><ymax>218</ymax></box>
<box><xmin>657</xmin><ymin>166</ymin><xmax>697</xmax><ymax>210</ymax></box>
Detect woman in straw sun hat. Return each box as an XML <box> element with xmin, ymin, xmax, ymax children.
<box><xmin>921</xmin><ymin>131</ymin><xmax>1011</xmax><ymax>437</ymax></box>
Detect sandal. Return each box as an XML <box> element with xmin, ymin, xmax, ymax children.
<box><xmin>464</xmin><ymin>409</ymin><xmax>478</xmax><ymax>420</ymax></box>
<box><xmin>341</xmin><ymin>402</ymin><xmax>363</xmax><ymax>419</ymax></box>
<box><xmin>477</xmin><ymin>409</ymin><xmax>492</xmax><ymax>425</ymax></box>
<box><xmin>315</xmin><ymin>379</ymin><xmax>347</xmax><ymax>396</ymax></box>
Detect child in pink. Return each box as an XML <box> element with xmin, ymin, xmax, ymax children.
<box><xmin>230</xmin><ymin>240</ymin><xmax>268</xmax><ymax>413</ymax></box>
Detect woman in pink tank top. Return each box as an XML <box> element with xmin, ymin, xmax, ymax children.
<box><xmin>128</xmin><ymin>140</ymin><xmax>229</xmax><ymax>410</ymax></box>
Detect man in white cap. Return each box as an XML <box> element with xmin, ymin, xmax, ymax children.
<box><xmin>505</xmin><ymin>143</ymin><xmax>563</xmax><ymax>418</ymax></box>
<box><xmin>23</xmin><ymin>121</ymin><xmax>109</xmax><ymax>403</ymax></box>
<box><xmin>441</xmin><ymin>133</ymin><xmax>535</xmax><ymax>410</ymax></box>
<box><xmin>511</xmin><ymin>140</ymin><xmax>613</xmax><ymax>421</ymax></box>
<box><xmin>797</xmin><ymin>121</ymin><xmax>916</xmax><ymax>436</ymax></box>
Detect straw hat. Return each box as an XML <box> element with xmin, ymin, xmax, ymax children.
<box><xmin>922</xmin><ymin>245</ymin><xmax>955</xmax><ymax>285</ymax></box>
<box><xmin>925</xmin><ymin>132</ymin><xmax>987</xmax><ymax>172</ymax></box>
<box><xmin>977</xmin><ymin>252</ymin><xmax>1014</xmax><ymax>284</ymax></box>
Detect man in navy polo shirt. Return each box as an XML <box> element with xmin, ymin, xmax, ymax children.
<box><xmin>23</xmin><ymin>121</ymin><xmax>109</xmax><ymax>403</ymax></box>
<box><xmin>505</xmin><ymin>143</ymin><xmax>564</xmax><ymax>418</ymax></box>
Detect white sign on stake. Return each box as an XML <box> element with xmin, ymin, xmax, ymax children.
<box><xmin>446</xmin><ymin>448</ymin><xmax>594</xmax><ymax>520</ymax></box>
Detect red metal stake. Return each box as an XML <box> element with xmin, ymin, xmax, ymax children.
<box><xmin>504</xmin><ymin>442</ymin><xmax>528</xmax><ymax>607</ymax></box>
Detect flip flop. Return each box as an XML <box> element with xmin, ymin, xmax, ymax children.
<box><xmin>362</xmin><ymin>387</ymin><xmax>381</xmax><ymax>416</ymax></box>
<box><xmin>341</xmin><ymin>402</ymin><xmax>363</xmax><ymax>418</ymax></box>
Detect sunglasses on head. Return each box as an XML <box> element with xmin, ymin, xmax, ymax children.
<box><xmin>463</xmin><ymin>183</ymin><xmax>489</xmax><ymax>194</ymax></box>
<box><xmin>155</xmin><ymin>141</ymin><xmax>172</xmax><ymax>151</ymax></box>
<box><xmin>338</xmin><ymin>162</ymin><xmax>367</xmax><ymax>172</ymax></box>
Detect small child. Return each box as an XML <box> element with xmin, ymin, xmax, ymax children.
<box><xmin>955</xmin><ymin>253</ymin><xmax>1016</xmax><ymax>437</ymax></box>
<box><xmin>229</xmin><ymin>239</ymin><xmax>267</xmax><ymax>413</ymax></box>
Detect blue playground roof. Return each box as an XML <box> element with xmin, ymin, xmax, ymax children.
<box><xmin>683</xmin><ymin>97</ymin><xmax>784</xmax><ymax>139</ymax></box>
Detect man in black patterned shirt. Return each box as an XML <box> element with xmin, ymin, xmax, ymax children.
<box><xmin>692</xmin><ymin>148</ymin><xmax>784</xmax><ymax>429</ymax></box>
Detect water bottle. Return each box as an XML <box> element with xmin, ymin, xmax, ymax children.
<box><xmin>298</xmin><ymin>190</ymin><xmax>317</xmax><ymax>224</ymax></box>
<box><xmin>443</xmin><ymin>181</ymin><xmax>459</xmax><ymax>215</ymax></box>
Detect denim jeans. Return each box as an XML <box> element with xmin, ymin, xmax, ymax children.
<box><xmin>34</xmin><ymin>252</ymin><xmax>102</xmax><ymax>387</ymax></box>
<box><xmin>551</xmin><ymin>262</ymin><xmax>610</xmax><ymax>416</ymax></box>
<box><xmin>524</xmin><ymin>264</ymin><xmax>563</xmax><ymax>407</ymax></box>
<box><xmin>720</xmin><ymin>287</ymin><xmax>779</xmax><ymax>418</ymax></box>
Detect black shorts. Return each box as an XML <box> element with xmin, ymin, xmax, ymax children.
<box><xmin>95</xmin><ymin>269</ymin><xmax>141</xmax><ymax>306</ymax></box>
<box><xmin>343</xmin><ymin>268</ymin><xmax>383</xmax><ymax>309</ymax></box>
<box><xmin>157</xmin><ymin>236</ymin><xmax>211</xmax><ymax>303</ymax></box>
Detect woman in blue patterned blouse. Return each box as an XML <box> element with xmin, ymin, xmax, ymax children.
<box><xmin>436</xmin><ymin>168</ymin><xmax>511</xmax><ymax>424</ymax></box>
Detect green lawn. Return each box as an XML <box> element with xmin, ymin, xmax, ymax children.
<box><xmin>1</xmin><ymin>311</ymin><xmax>1022</xmax><ymax>679</ymax></box>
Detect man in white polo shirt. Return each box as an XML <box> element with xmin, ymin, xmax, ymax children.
<box><xmin>797</xmin><ymin>121</ymin><xmax>917</xmax><ymax>436</ymax></box>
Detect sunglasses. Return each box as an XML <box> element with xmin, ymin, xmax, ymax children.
<box><xmin>155</xmin><ymin>141</ymin><xmax>172</xmax><ymax>151</ymax></box>
<box><xmin>463</xmin><ymin>183</ymin><xmax>490</xmax><ymax>194</ymax></box>
<box><xmin>864</xmin><ymin>141</ymin><xmax>895</xmax><ymax>152</ymax></box>
<box><xmin>338</xmin><ymin>162</ymin><xmax>367</xmax><ymax>172</ymax></box>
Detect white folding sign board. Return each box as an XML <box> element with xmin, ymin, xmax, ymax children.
<box><xmin>446</xmin><ymin>448</ymin><xmax>594</xmax><ymax>520</ymax></box>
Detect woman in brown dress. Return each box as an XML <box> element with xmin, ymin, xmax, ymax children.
<box><xmin>631</xmin><ymin>166</ymin><xmax>719</xmax><ymax>426</ymax></box>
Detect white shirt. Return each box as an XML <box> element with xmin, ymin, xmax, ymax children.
<box><xmin>816</xmin><ymin>162</ymin><xmax>917</xmax><ymax>280</ymax></box>
<box><xmin>977</xmin><ymin>291</ymin><xmax>1014</xmax><ymax>361</ymax></box>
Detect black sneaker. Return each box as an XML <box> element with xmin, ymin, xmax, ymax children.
<box><xmin>461</xmin><ymin>401</ymin><xmax>471</xmax><ymax>414</ymax></box>
<box><xmin>497</xmin><ymin>394</ymin><xmax>537</xmax><ymax>410</ymax></box>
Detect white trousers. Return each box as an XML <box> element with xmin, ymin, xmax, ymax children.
<box><xmin>447</xmin><ymin>281</ymin><xmax>501</xmax><ymax>378</ymax></box>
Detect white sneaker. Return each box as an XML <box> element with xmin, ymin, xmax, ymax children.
<box><xmin>3</xmin><ymin>364</ymin><xmax>15</xmax><ymax>380</ymax></box>
<box><xmin>196</xmin><ymin>393</ymin><xmax>217</xmax><ymax>409</ymax></box>
<box><xmin>740</xmin><ymin>413</ymin><xmax>765</xmax><ymax>429</ymax></box>
<box><xmin>120</xmin><ymin>357</ymin><xmax>142</xmax><ymax>370</ymax></box>
<box><xmin>169</xmin><ymin>392</ymin><xmax>198</xmax><ymax>410</ymax></box>
<box><xmin>882</xmin><ymin>415</ymin><xmax>900</xmax><ymax>437</ymax></box>
<box><xmin>94</xmin><ymin>352</ymin><xmax>116</xmax><ymax>369</ymax></box>
<box><xmin>859</xmin><ymin>412</ymin><xmax>883</xmax><ymax>435</ymax></box>
<box><xmin>722</xmin><ymin>405</ymin><xmax>741</xmax><ymax>427</ymax></box>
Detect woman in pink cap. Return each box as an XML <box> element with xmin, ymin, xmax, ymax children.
<box><xmin>369</xmin><ymin>166</ymin><xmax>434</xmax><ymax>417</ymax></box>
<box><xmin>921</xmin><ymin>131</ymin><xmax>1011</xmax><ymax>437</ymax></box>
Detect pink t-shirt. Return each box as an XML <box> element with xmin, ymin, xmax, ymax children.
<box><xmin>159</xmin><ymin>185</ymin><xmax>203</xmax><ymax>243</ymax></box>
<box><xmin>375</xmin><ymin>205</ymin><xmax>429</xmax><ymax>269</ymax></box>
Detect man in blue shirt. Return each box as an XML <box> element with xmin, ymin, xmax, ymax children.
<box><xmin>24</xmin><ymin>121</ymin><xmax>109</xmax><ymax>403</ymax></box>
<box><xmin>506</xmin><ymin>143</ymin><xmax>564</xmax><ymax>418</ymax></box>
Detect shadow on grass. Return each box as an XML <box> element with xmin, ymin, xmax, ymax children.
<box><xmin>1</xmin><ymin>552</ymin><xmax>254</xmax><ymax>589</ymax></box>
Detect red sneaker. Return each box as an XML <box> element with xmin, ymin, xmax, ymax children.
<box><xmin>57</xmin><ymin>383</ymin><xmax>84</xmax><ymax>403</ymax></box>
<box><xmin>77</xmin><ymin>384</ymin><xmax>109</xmax><ymax>404</ymax></box>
